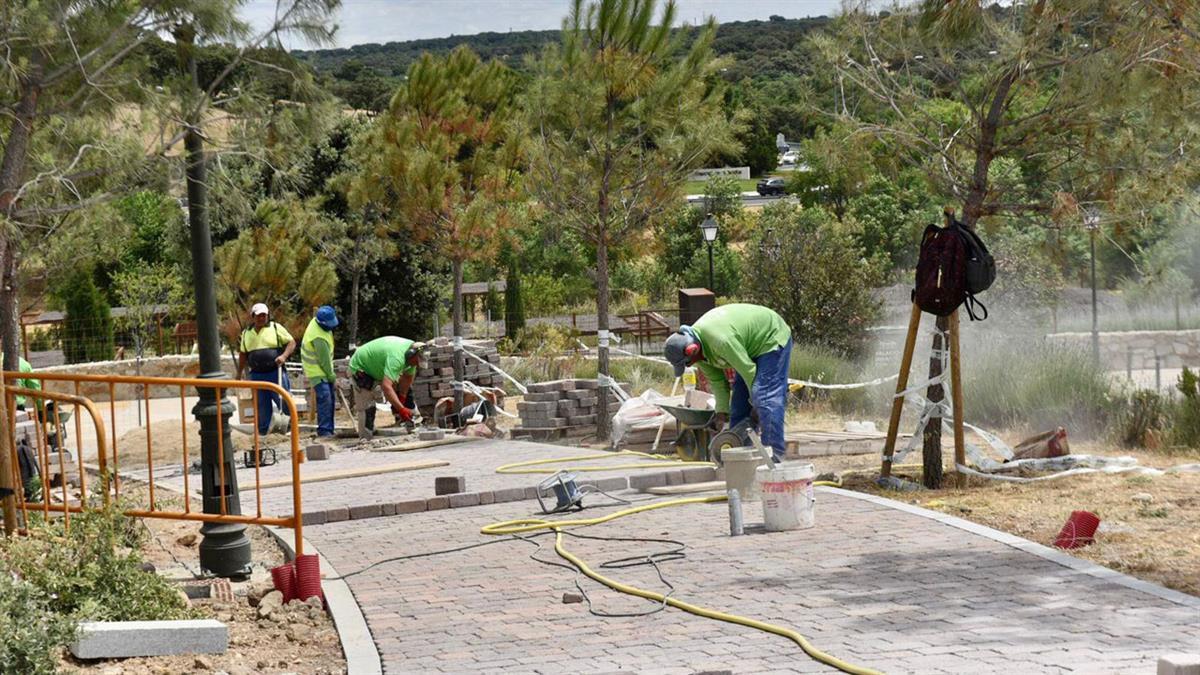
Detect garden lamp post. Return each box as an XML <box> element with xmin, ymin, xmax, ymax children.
<box><xmin>700</xmin><ymin>214</ymin><xmax>718</xmax><ymax>292</ymax></box>
<box><xmin>177</xmin><ymin>24</ymin><xmax>251</xmax><ymax>578</ymax></box>
<box><xmin>1085</xmin><ymin>209</ymin><xmax>1101</xmax><ymax>368</ymax></box>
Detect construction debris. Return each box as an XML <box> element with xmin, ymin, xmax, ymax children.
<box><xmin>1010</xmin><ymin>427</ymin><xmax>1070</xmax><ymax>461</ymax></box>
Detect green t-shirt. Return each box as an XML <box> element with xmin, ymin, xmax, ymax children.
<box><xmin>691</xmin><ymin>304</ymin><xmax>791</xmax><ymax>413</ymax></box>
<box><xmin>349</xmin><ymin>336</ymin><xmax>416</xmax><ymax>383</ymax></box>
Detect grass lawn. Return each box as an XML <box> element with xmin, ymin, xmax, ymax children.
<box><xmin>684</xmin><ymin>177</ymin><xmax>760</xmax><ymax>194</ymax></box>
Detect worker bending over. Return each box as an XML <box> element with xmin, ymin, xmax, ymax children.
<box><xmin>237</xmin><ymin>303</ymin><xmax>296</xmax><ymax>435</ymax></box>
<box><xmin>347</xmin><ymin>336</ymin><xmax>424</xmax><ymax>440</ymax></box>
<box><xmin>663</xmin><ymin>303</ymin><xmax>793</xmax><ymax>462</ymax></box>
<box><xmin>301</xmin><ymin>306</ymin><xmax>339</xmax><ymax>438</ymax></box>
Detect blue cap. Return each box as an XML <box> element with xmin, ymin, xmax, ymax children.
<box><xmin>316</xmin><ymin>305</ymin><xmax>339</xmax><ymax>330</ymax></box>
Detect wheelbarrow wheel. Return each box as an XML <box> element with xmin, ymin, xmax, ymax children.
<box><xmin>674</xmin><ymin>429</ymin><xmax>706</xmax><ymax>462</ymax></box>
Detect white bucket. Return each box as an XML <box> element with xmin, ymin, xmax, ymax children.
<box><xmin>722</xmin><ymin>447</ymin><xmax>768</xmax><ymax>501</ymax></box>
<box><xmin>756</xmin><ymin>463</ymin><xmax>816</xmax><ymax>532</ymax></box>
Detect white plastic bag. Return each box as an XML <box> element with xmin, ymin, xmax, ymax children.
<box><xmin>610</xmin><ymin>389</ymin><xmax>668</xmax><ymax>448</ymax></box>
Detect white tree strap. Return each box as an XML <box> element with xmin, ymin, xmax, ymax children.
<box><xmin>597</xmin><ymin>373</ymin><xmax>630</xmax><ymax>402</ymax></box>
<box><xmin>454</xmin><ymin>379</ymin><xmax>519</xmax><ymax>418</ymax></box>
<box><xmin>452</xmin><ymin>335</ymin><xmax>464</xmax><ymax>351</ymax></box>
<box><xmin>790</xmin><ymin>373</ymin><xmax>899</xmax><ymax>390</ymax></box>
<box><xmin>461</xmin><ymin>348</ymin><xmax>528</xmax><ymax>394</ymax></box>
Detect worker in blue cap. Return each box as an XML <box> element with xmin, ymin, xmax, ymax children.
<box><xmin>301</xmin><ymin>305</ymin><xmax>339</xmax><ymax>438</ymax></box>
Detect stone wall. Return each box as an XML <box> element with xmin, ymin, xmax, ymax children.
<box><xmin>32</xmin><ymin>355</ymin><xmax>240</xmax><ymax>401</ymax></box>
<box><xmin>1046</xmin><ymin>330</ymin><xmax>1200</xmax><ymax>370</ymax></box>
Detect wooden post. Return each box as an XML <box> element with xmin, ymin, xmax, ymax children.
<box><xmin>949</xmin><ymin>309</ymin><xmax>966</xmax><ymax>486</ymax></box>
<box><xmin>881</xmin><ymin>303</ymin><xmax>922</xmax><ymax>478</ymax></box>
<box><xmin>922</xmin><ymin>315</ymin><xmax>948</xmax><ymax>489</ymax></box>
<box><xmin>0</xmin><ymin>372</ymin><xmax>15</xmax><ymax>535</ymax></box>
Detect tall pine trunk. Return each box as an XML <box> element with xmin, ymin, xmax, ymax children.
<box><xmin>452</xmin><ymin>258</ymin><xmax>465</xmax><ymax>415</ymax></box>
<box><xmin>349</xmin><ymin>267</ymin><xmax>361</xmax><ymax>350</ymax></box>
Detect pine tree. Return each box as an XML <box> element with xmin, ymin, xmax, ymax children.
<box><xmin>504</xmin><ymin>262</ymin><xmax>525</xmax><ymax>341</ymax></box>
<box><xmin>525</xmin><ymin>0</ymin><xmax>739</xmax><ymax>438</ymax></box>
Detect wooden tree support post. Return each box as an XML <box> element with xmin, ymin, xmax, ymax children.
<box><xmin>948</xmin><ymin>308</ymin><xmax>966</xmax><ymax>486</ymax></box>
<box><xmin>881</xmin><ymin>303</ymin><xmax>922</xmax><ymax>478</ymax></box>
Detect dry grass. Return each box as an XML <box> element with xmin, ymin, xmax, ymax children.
<box><xmin>820</xmin><ymin>439</ymin><xmax>1200</xmax><ymax>597</ymax></box>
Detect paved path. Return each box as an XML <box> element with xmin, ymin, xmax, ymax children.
<box><xmin>304</xmin><ymin>473</ymin><xmax>1200</xmax><ymax>674</ymax></box>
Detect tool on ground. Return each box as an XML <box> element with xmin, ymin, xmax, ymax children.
<box><xmin>536</xmin><ymin>470</ymin><xmax>584</xmax><ymax>514</ymax></box>
<box><xmin>243</xmin><ymin>446</ymin><xmax>277</xmax><ymax>469</ymax></box>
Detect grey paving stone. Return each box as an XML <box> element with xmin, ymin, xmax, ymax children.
<box><xmin>70</xmin><ymin>620</ymin><xmax>228</xmax><ymax>659</ymax></box>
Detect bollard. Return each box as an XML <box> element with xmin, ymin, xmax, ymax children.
<box><xmin>727</xmin><ymin>488</ymin><xmax>744</xmax><ymax>536</ymax></box>
<box><xmin>1156</xmin><ymin>355</ymin><xmax>1162</xmax><ymax>391</ymax></box>
<box><xmin>1126</xmin><ymin>348</ymin><xmax>1132</xmax><ymax>380</ymax></box>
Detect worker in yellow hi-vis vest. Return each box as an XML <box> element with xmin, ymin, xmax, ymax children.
<box><xmin>301</xmin><ymin>306</ymin><xmax>338</xmax><ymax>438</ymax></box>
<box><xmin>237</xmin><ymin>303</ymin><xmax>296</xmax><ymax>435</ymax></box>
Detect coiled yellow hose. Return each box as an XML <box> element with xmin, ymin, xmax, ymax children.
<box><xmin>482</xmin><ymin>485</ymin><xmax>879</xmax><ymax>675</ymax></box>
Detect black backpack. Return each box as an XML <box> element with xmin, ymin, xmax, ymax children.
<box><xmin>913</xmin><ymin>223</ymin><xmax>968</xmax><ymax>317</ymax></box>
<box><xmin>912</xmin><ymin>217</ymin><xmax>995</xmax><ymax>321</ymax></box>
<box><xmin>950</xmin><ymin>218</ymin><xmax>994</xmax><ymax>321</ymax></box>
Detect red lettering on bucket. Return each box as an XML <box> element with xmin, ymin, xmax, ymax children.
<box><xmin>761</xmin><ymin>479</ymin><xmax>812</xmax><ymax>493</ymax></box>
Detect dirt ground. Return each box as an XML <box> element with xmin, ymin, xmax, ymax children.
<box><xmin>61</xmin><ymin>516</ymin><xmax>347</xmax><ymax>675</ymax></box>
<box><xmin>815</xmin><ymin>435</ymin><xmax>1200</xmax><ymax>597</ymax></box>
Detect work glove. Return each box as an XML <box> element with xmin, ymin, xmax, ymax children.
<box><xmin>708</xmin><ymin>412</ymin><xmax>728</xmax><ymax>432</ymax></box>
<box><xmin>394</xmin><ymin>405</ymin><xmax>414</xmax><ymax>423</ymax></box>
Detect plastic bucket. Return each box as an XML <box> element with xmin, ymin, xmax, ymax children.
<box><xmin>294</xmin><ymin>553</ymin><xmax>324</xmax><ymax>602</ymax></box>
<box><xmin>722</xmin><ymin>447</ymin><xmax>768</xmax><ymax>501</ymax></box>
<box><xmin>1054</xmin><ymin>510</ymin><xmax>1100</xmax><ymax>549</ymax></box>
<box><xmin>270</xmin><ymin>562</ymin><xmax>297</xmax><ymax>602</ymax></box>
<box><xmin>756</xmin><ymin>463</ymin><xmax>816</xmax><ymax>532</ymax></box>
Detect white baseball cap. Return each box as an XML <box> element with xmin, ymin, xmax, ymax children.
<box><xmin>251</xmin><ymin>303</ymin><xmax>269</xmax><ymax>316</ymax></box>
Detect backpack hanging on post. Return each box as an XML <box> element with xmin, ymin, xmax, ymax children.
<box><xmin>912</xmin><ymin>210</ymin><xmax>994</xmax><ymax>321</ymax></box>
<box><xmin>950</xmin><ymin>216</ymin><xmax>995</xmax><ymax>321</ymax></box>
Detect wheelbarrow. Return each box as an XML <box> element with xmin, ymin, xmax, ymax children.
<box><xmin>655</xmin><ymin>403</ymin><xmax>753</xmax><ymax>465</ymax></box>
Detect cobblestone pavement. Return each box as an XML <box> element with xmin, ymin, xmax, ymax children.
<box><xmin>306</xmin><ymin>484</ymin><xmax>1200</xmax><ymax>674</ymax></box>
<box><xmin>154</xmin><ymin>438</ymin><xmax>668</xmax><ymax>519</ymax></box>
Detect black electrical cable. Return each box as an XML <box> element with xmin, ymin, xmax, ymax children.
<box><xmin>327</xmin><ymin>532</ymin><xmax>554</xmax><ymax>580</ymax></box>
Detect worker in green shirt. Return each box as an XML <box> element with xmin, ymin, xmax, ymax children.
<box><xmin>14</xmin><ymin>355</ymin><xmax>41</xmax><ymax>413</ymax></box>
<box><xmin>663</xmin><ymin>303</ymin><xmax>793</xmax><ymax>462</ymax></box>
<box><xmin>347</xmin><ymin>336</ymin><xmax>425</xmax><ymax>440</ymax></box>
<box><xmin>301</xmin><ymin>306</ymin><xmax>339</xmax><ymax>438</ymax></box>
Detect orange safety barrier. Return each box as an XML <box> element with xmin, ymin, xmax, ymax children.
<box><xmin>1</xmin><ymin>371</ymin><xmax>304</xmax><ymax>556</ymax></box>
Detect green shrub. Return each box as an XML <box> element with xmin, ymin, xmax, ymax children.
<box><xmin>1172</xmin><ymin>367</ymin><xmax>1200</xmax><ymax>448</ymax></box>
<box><xmin>1114</xmin><ymin>389</ymin><xmax>1171</xmax><ymax>448</ymax></box>
<box><xmin>741</xmin><ymin>203</ymin><xmax>881</xmax><ymax>359</ymax></box>
<box><xmin>964</xmin><ymin>339</ymin><xmax>1115</xmax><ymax>435</ymax></box>
<box><xmin>0</xmin><ymin>572</ymin><xmax>74</xmax><ymax>674</ymax></box>
<box><xmin>57</xmin><ymin>268</ymin><xmax>114</xmax><ymax>364</ymax></box>
<box><xmin>2</xmin><ymin>506</ymin><xmax>195</xmax><ymax>624</ymax></box>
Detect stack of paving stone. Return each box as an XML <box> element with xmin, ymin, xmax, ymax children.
<box><xmin>512</xmin><ymin>378</ymin><xmax>625</xmax><ymax>439</ymax></box>
<box><xmin>409</xmin><ymin>338</ymin><xmax>501</xmax><ymax>412</ymax></box>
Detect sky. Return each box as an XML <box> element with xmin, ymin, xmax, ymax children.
<box><xmin>240</xmin><ymin>0</ymin><xmax>845</xmax><ymax>49</ymax></box>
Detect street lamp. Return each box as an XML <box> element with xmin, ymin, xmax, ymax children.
<box><xmin>699</xmin><ymin>214</ymin><xmax>719</xmax><ymax>292</ymax></box>
<box><xmin>1084</xmin><ymin>208</ymin><xmax>1101</xmax><ymax>367</ymax></box>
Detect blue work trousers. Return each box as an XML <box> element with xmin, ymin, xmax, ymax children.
<box><xmin>249</xmin><ymin>368</ymin><xmax>290</xmax><ymax>434</ymax></box>
<box><xmin>313</xmin><ymin>381</ymin><xmax>334</xmax><ymax>437</ymax></box>
<box><xmin>728</xmin><ymin>338</ymin><xmax>793</xmax><ymax>462</ymax></box>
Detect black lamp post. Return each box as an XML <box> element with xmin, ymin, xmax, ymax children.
<box><xmin>700</xmin><ymin>214</ymin><xmax>718</xmax><ymax>292</ymax></box>
<box><xmin>1084</xmin><ymin>209</ymin><xmax>1101</xmax><ymax>367</ymax></box>
<box><xmin>176</xmin><ymin>24</ymin><xmax>252</xmax><ymax>578</ymax></box>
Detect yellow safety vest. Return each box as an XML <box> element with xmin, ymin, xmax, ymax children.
<box><xmin>301</xmin><ymin>318</ymin><xmax>334</xmax><ymax>382</ymax></box>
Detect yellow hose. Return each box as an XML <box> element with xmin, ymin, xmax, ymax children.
<box><xmin>481</xmin><ymin>484</ymin><xmax>878</xmax><ymax>675</ymax></box>
<box><xmin>495</xmin><ymin>449</ymin><xmax>715</xmax><ymax>474</ymax></box>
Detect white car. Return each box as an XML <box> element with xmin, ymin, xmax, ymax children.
<box><xmin>779</xmin><ymin>151</ymin><xmax>799</xmax><ymax>165</ymax></box>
